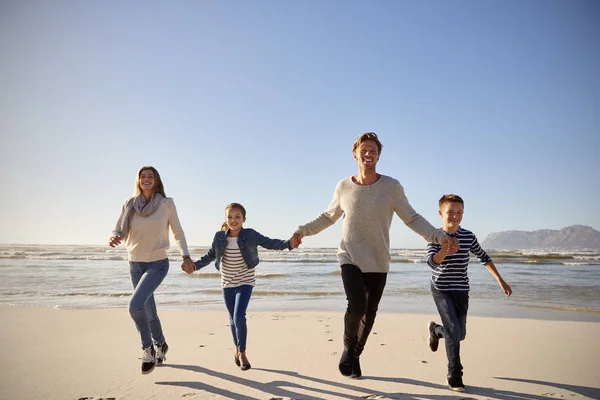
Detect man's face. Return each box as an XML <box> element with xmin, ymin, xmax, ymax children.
<box><xmin>354</xmin><ymin>140</ymin><xmax>380</xmax><ymax>170</ymax></box>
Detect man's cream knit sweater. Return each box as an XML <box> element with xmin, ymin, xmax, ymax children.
<box><xmin>296</xmin><ymin>175</ymin><xmax>445</xmax><ymax>273</ymax></box>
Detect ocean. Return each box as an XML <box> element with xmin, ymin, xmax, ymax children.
<box><xmin>1</xmin><ymin>244</ymin><xmax>599</xmax><ymax>322</ymax></box>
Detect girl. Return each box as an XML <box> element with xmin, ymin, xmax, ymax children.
<box><xmin>110</xmin><ymin>166</ymin><xmax>195</xmax><ymax>374</ymax></box>
<box><xmin>182</xmin><ymin>202</ymin><xmax>298</xmax><ymax>370</ymax></box>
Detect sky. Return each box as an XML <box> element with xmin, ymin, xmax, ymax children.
<box><xmin>1</xmin><ymin>0</ymin><xmax>598</xmax><ymax>249</ymax></box>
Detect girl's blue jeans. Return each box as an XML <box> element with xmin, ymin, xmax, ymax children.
<box><xmin>129</xmin><ymin>258</ymin><xmax>169</xmax><ymax>349</ymax></box>
<box><xmin>222</xmin><ymin>284</ymin><xmax>253</xmax><ymax>352</ymax></box>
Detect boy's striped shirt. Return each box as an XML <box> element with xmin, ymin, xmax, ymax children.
<box><xmin>221</xmin><ymin>237</ymin><xmax>255</xmax><ymax>288</ymax></box>
<box><xmin>427</xmin><ymin>227</ymin><xmax>491</xmax><ymax>291</ymax></box>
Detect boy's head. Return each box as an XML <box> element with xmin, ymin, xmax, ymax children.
<box><xmin>438</xmin><ymin>194</ymin><xmax>464</xmax><ymax>233</ymax></box>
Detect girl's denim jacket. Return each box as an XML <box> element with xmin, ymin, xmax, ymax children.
<box><xmin>194</xmin><ymin>228</ymin><xmax>292</xmax><ymax>271</ymax></box>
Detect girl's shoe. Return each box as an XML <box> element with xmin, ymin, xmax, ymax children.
<box><xmin>234</xmin><ymin>353</ymin><xmax>241</xmax><ymax>367</ymax></box>
<box><xmin>141</xmin><ymin>346</ymin><xmax>156</xmax><ymax>374</ymax></box>
<box><xmin>239</xmin><ymin>353</ymin><xmax>251</xmax><ymax>371</ymax></box>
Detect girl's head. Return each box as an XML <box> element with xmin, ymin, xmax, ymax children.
<box><xmin>134</xmin><ymin>166</ymin><xmax>166</xmax><ymax>198</ymax></box>
<box><xmin>221</xmin><ymin>203</ymin><xmax>247</xmax><ymax>233</ymax></box>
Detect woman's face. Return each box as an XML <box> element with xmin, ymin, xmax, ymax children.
<box><xmin>139</xmin><ymin>169</ymin><xmax>156</xmax><ymax>193</ymax></box>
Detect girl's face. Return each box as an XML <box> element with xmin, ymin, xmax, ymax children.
<box><xmin>139</xmin><ymin>169</ymin><xmax>156</xmax><ymax>193</ymax></box>
<box><xmin>226</xmin><ymin>207</ymin><xmax>245</xmax><ymax>233</ymax></box>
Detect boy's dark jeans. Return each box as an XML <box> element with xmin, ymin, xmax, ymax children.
<box><xmin>341</xmin><ymin>264</ymin><xmax>387</xmax><ymax>356</ymax></box>
<box><xmin>431</xmin><ymin>284</ymin><xmax>469</xmax><ymax>379</ymax></box>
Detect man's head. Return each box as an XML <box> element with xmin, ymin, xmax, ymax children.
<box><xmin>352</xmin><ymin>132</ymin><xmax>383</xmax><ymax>171</ymax></box>
<box><xmin>438</xmin><ymin>194</ymin><xmax>464</xmax><ymax>233</ymax></box>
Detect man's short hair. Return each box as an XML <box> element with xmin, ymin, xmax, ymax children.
<box><xmin>352</xmin><ymin>132</ymin><xmax>383</xmax><ymax>155</ymax></box>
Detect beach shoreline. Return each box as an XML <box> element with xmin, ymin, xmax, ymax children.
<box><xmin>1</xmin><ymin>305</ymin><xmax>599</xmax><ymax>400</ymax></box>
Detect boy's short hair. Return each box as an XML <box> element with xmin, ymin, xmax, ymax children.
<box><xmin>439</xmin><ymin>194</ymin><xmax>464</xmax><ymax>208</ymax></box>
<box><xmin>352</xmin><ymin>132</ymin><xmax>383</xmax><ymax>155</ymax></box>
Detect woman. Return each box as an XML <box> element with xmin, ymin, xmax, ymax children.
<box><xmin>109</xmin><ymin>166</ymin><xmax>195</xmax><ymax>374</ymax></box>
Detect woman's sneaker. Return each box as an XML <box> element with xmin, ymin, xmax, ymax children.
<box><xmin>155</xmin><ymin>342</ymin><xmax>169</xmax><ymax>365</ymax></box>
<box><xmin>141</xmin><ymin>346</ymin><xmax>156</xmax><ymax>374</ymax></box>
<box><xmin>447</xmin><ymin>376</ymin><xmax>465</xmax><ymax>392</ymax></box>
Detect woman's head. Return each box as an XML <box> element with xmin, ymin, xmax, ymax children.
<box><xmin>134</xmin><ymin>166</ymin><xmax>166</xmax><ymax>197</ymax></box>
<box><xmin>221</xmin><ymin>203</ymin><xmax>247</xmax><ymax>232</ymax></box>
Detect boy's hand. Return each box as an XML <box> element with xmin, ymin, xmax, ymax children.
<box><xmin>441</xmin><ymin>237</ymin><xmax>459</xmax><ymax>255</ymax></box>
<box><xmin>447</xmin><ymin>237</ymin><xmax>459</xmax><ymax>255</ymax></box>
<box><xmin>499</xmin><ymin>280</ymin><xmax>512</xmax><ymax>297</ymax></box>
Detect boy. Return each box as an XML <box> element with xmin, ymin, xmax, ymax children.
<box><xmin>426</xmin><ymin>194</ymin><xmax>512</xmax><ymax>392</ymax></box>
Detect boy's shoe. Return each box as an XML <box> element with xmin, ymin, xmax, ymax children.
<box><xmin>428</xmin><ymin>321</ymin><xmax>439</xmax><ymax>352</ymax></box>
<box><xmin>141</xmin><ymin>346</ymin><xmax>156</xmax><ymax>375</ymax></box>
<box><xmin>155</xmin><ymin>342</ymin><xmax>169</xmax><ymax>365</ymax></box>
<box><xmin>350</xmin><ymin>356</ymin><xmax>362</xmax><ymax>379</ymax></box>
<box><xmin>447</xmin><ymin>376</ymin><xmax>465</xmax><ymax>392</ymax></box>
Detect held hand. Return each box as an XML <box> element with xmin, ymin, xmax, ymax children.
<box><xmin>500</xmin><ymin>280</ymin><xmax>512</xmax><ymax>297</ymax></box>
<box><xmin>291</xmin><ymin>232</ymin><xmax>303</xmax><ymax>248</ymax></box>
<box><xmin>290</xmin><ymin>234</ymin><xmax>302</xmax><ymax>249</ymax></box>
<box><xmin>181</xmin><ymin>258</ymin><xmax>195</xmax><ymax>274</ymax></box>
<box><xmin>109</xmin><ymin>235</ymin><xmax>122</xmax><ymax>248</ymax></box>
<box><xmin>446</xmin><ymin>237</ymin><xmax>460</xmax><ymax>255</ymax></box>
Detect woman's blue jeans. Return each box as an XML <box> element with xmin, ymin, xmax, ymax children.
<box><xmin>222</xmin><ymin>285</ymin><xmax>253</xmax><ymax>352</ymax></box>
<box><xmin>129</xmin><ymin>258</ymin><xmax>169</xmax><ymax>349</ymax></box>
<box><xmin>431</xmin><ymin>284</ymin><xmax>469</xmax><ymax>379</ymax></box>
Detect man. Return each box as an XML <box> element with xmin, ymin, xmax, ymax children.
<box><xmin>292</xmin><ymin>132</ymin><xmax>458</xmax><ymax>378</ymax></box>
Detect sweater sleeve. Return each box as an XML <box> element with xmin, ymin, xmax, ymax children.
<box><xmin>391</xmin><ymin>181</ymin><xmax>446</xmax><ymax>245</ymax></box>
<box><xmin>296</xmin><ymin>182</ymin><xmax>344</xmax><ymax>236</ymax></box>
<box><xmin>111</xmin><ymin>199</ymin><xmax>131</xmax><ymax>238</ymax></box>
<box><xmin>166</xmin><ymin>198</ymin><xmax>190</xmax><ymax>256</ymax></box>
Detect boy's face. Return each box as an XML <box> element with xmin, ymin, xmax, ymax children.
<box><xmin>439</xmin><ymin>201</ymin><xmax>464</xmax><ymax>232</ymax></box>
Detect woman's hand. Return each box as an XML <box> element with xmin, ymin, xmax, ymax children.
<box><xmin>109</xmin><ymin>235</ymin><xmax>122</xmax><ymax>248</ymax></box>
<box><xmin>181</xmin><ymin>258</ymin><xmax>196</xmax><ymax>274</ymax></box>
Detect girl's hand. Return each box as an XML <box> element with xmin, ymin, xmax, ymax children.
<box><xmin>109</xmin><ymin>235</ymin><xmax>122</xmax><ymax>248</ymax></box>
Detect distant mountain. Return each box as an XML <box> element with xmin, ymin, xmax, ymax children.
<box><xmin>481</xmin><ymin>225</ymin><xmax>600</xmax><ymax>250</ymax></box>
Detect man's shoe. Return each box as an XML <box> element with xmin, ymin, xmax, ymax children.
<box><xmin>338</xmin><ymin>349</ymin><xmax>355</xmax><ymax>377</ymax></box>
<box><xmin>428</xmin><ymin>321</ymin><xmax>439</xmax><ymax>352</ymax></box>
<box><xmin>350</xmin><ymin>356</ymin><xmax>362</xmax><ymax>379</ymax></box>
<box><xmin>447</xmin><ymin>376</ymin><xmax>465</xmax><ymax>392</ymax></box>
<box><xmin>141</xmin><ymin>346</ymin><xmax>156</xmax><ymax>374</ymax></box>
<box><xmin>155</xmin><ymin>342</ymin><xmax>169</xmax><ymax>365</ymax></box>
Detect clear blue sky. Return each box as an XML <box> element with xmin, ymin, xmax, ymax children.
<box><xmin>1</xmin><ymin>0</ymin><xmax>598</xmax><ymax>248</ymax></box>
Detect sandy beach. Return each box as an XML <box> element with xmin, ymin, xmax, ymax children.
<box><xmin>1</xmin><ymin>305</ymin><xmax>598</xmax><ymax>400</ymax></box>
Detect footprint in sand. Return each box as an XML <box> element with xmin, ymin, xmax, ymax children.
<box><xmin>78</xmin><ymin>398</ymin><xmax>117</xmax><ymax>400</ymax></box>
